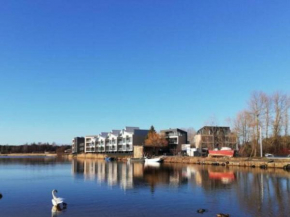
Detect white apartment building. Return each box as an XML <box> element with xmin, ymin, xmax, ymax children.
<box><xmin>107</xmin><ymin>130</ymin><xmax>121</xmax><ymax>152</ymax></box>
<box><xmin>83</xmin><ymin>126</ymin><xmax>149</xmax><ymax>154</ymax></box>
<box><xmin>85</xmin><ymin>135</ymin><xmax>98</xmax><ymax>153</ymax></box>
<box><xmin>96</xmin><ymin>132</ymin><xmax>108</xmax><ymax>153</ymax></box>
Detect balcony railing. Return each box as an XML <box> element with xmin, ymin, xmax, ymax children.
<box><xmin>86</xmin><ymin>148</ymin><xmax>95</xmax><ymax>152</ymax></box>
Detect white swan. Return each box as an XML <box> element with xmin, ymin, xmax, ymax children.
<box><xmin>52</xmin><ymin>190</ymin><xmax>64</xmax><ymax>206</ymax></box>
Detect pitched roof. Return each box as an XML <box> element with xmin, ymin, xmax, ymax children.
<box><xmin>111</xmin><ymin>130</ymin><xmax>121</xmax><ymax>136</ymax></box>
<box><xmin>161</xmin><ymin>128</ymin><xmax>187</xmax><ymax>133</ymax></box>
<box><xmin>100</xmin><ymin>132</ymin><xmax>108</xmax><ymax>137</ymax></box>
<box><xmin>125</xmin><ymin>127</ymin><xmax>140</xmax><ymax>132</ymax></box>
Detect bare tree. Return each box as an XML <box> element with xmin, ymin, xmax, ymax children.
<box><xmin>204</xmin><ymin>114</ymin><xmax>219</xmax><ymax>126</ymax></box>
<box><xmin>248</xmin><ymin>91</ymin><xmax>266</xmax><ymax>157</ymax></box>
<box><xmin>231</xmin><ymin>91</ymin><xmax>290</xmax><ymax>156</ymax></box>
<box><xmin>261</xmin><ymin>92</ymin><xmax>272</xmax><ymax>139</ymax></box>
<box><xmin>272</xmin><ymin>92</ymin><xmax>288</xmax><ymax>138</ymax></box>
<box><xmin>233</xmin><ymin>110</ymin><xmax>253</xmax><ymax>146</ymax></box>
<box><xmin>283</xmin><ymin>95</ymin><xmax>290</xmax><ymax>136</ymax></box>
<box><xmin>181</xmin><ymin>127</ymin><xmax>196</xmax><ymax>146</ymax></box>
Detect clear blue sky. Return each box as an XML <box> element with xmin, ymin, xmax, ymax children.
<box><xmin>0</xmin><ymin>0</ymin><xmax>289</xmax><ymax>144</ymax></box>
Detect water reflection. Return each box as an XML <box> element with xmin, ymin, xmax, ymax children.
<box><xmin>72</xmin><ymin>159</ymin><xmax>239</xmax><ymax>191</ymax></box>
<box><xmin>0</xmin><ymin>156</ymin><xmax>69</xmax><ymax>165</ymax></box>
<box><xmin>72</xmin><ymin>159</ymin><xmax>290</xmax><ymax>217</ymax></box>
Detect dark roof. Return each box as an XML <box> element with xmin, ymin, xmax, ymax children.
<box><xmin>125</xmin><ymin>127</ymin><xmax>140</xmax><ymax>132</ymax></box>
<box><xmin>111</xmin><ymin>130</ymin><xmax>121</xmax><ymax>135</ymax></box>
<box><xmin>134</xmin><ymin>129</ymin><xmax>149</xmax><ymax>136</ymax></box>
<box><xmin>161</xmin><ymin>128</ymin><xmax>187</xmax><ymax>133</ymax></box>
<box><xmin>100</xmin><ymin>132</ymin><xmax>108</xmax><ymax>137</ymax></box>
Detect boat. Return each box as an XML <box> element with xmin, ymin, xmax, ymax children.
<box><xmin>144</xmin><ymin>161</ymin><xmax>161</xmax><ymax>168</ymax></box>
<box><xmin>208</xmin><ymin>170</ymin><xmax>235</xmax><ymax>184</ymax></box>
<box><xmin>105</xmin><ymin>157</ymin><xmax>115</xmax><ymax>162</ymax></box>
<box><xmin>145</xmin><ymin>157</ymin><xmax>163</xmax><ymax>163</ymax></box>
<box><xmin>208</xmin><ymin>147</ymin><xmax>235</xmax><ymax>158</ymax></box>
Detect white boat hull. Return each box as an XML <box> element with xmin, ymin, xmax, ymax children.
<box><xmin>145</xmin><ymin>158</ymin><xmax>163</xmax><ymax>163</ymax></box>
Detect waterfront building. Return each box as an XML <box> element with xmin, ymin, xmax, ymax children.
<box><xmin>161</xmin><ymin>128</ymin><xmax>188</xmax><ymax>155</ymax></box>
<box><xmin>118</xmin><ymin>127</ymin><xmax>149</xmax><ymax>153</ymax></box>
<box><xmin>72</xmin><ymin>137</ymin><xmax>85</xmax><ymax>154</ymax></box>
<box><xmin>96</xmin><ymin>132</ymin><xmax>108</xmax><ymax>153</ymax></box>
<box><xmin>194</xmin><ymin>126</ymin><xmax>237</xmax><ymax>150</ymax></box>
<box><xmin>107</xmin><ymin>130</ymin><xmax>121</xmax><ymax>152</ymax></box>
<box><xmin>82</xmin><ymin>126</ymin><xmax>149</xmax><ymax>154</ymax></box>
<box><xmin>85</xmin><ymin>135</ymin><xmax>98</xmax><ymax>153</ymax></box>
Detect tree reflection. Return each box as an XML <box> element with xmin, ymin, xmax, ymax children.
<box><xmin>71</xmin><ymin>159</ymin><xmax>290</xmax><ymax>216</ymax></box>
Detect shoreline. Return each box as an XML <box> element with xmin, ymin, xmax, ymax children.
<box><xmin>69</xmin><ymin>153</ymin><xmax>290</xmax><ymax>169</ymax></box>
<box><xmin>3</xmin><ymin>153</ymin><xmax>290</xmax><ymax>170</ymax></box>
<box><xmin>163</xmin><ymin>156</ymin><xmax>290</xmax><ymax>169</ymax></box>
<box><xmin>0</xmin><ymin>153</ymin><xmax>57</xmax><ymax>157</ymax></box>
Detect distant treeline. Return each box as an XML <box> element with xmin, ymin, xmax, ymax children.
<box><xmin>0</xmin><ymin>143</ymin><xmax>71</xmax><ymax>154</ymax></box>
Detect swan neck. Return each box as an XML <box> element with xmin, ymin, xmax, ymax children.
<box><xmin>52</xmin><ymin>191</ymin><xmax>57</xmax><ymax>199</ymax></box>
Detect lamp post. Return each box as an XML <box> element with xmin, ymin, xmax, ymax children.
<box><xmin>259</xmin><ymin>125</ymin><xmax>263</xmax><ymax>157</ymax></box>
<box><xmin>255</xmin><ymin>114</ymin><xmax>263</xmax><ymax>158</ymax></box>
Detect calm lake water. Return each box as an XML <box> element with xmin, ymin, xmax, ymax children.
<box><xmin>0</xmin><ymin>157</ymin><xmax>290</xmax><ymax>217</ymax></box>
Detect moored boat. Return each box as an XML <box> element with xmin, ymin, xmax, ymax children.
<box><xmin>144</xmin><ymin>161</ymin><xmax>161</xmax><ymax>168</ymax></box>
<box><xmin>208</xmin><ymin>147</ymin><xmax>235</xmax><ymax>157</ymax></box>
<box><xmin>105</xmin><ymin>157</ymin><xmax>115</xmax><ymax>161</ymax></box>
<box><xmin>145</xmin><ymin>157</ymin><xmax>164</xmax><ymax>163</ymax></box>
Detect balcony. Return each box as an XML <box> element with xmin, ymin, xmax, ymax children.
<box><xmin>166</xmin><ymin>133</ymin><xmax>177</xmax><ymax>137</ymax></box>
<box><xmin>126</xmin><ymin>145</ymin><xmax>132</xmax><ymax>151</ymax></box>
<box><xmin>168</xmin><ymin>139</ymin><xmax>178</xmax><ymax>144</ymax></box>
<box><xmin>118</xmin><ymin>146</ymin><xmax>127</xmax><ymax>151</ymax></box>
<box><xmin>86</xmin><ymin>147</ymin><xmax>95</xmax><ymax>152</ymax></box>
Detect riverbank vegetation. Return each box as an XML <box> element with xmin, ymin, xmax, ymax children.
<box><xmin>231</xmin><ymin>91</ymin><xmax>290</xmax><ymax>157</ymax></box>
<box><xmin>0</xmin><ymin>143</ymin><xmax>71</xmax><ymax>154</ymax></box>
<box><xmin>144</xmin><ymin>126</ymin><xmax>168</xmax><ymax>155</ymax></box>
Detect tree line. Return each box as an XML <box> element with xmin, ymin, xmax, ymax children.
<box><xmin>0</xmin><ymin>142</ymin><xmax>71</xmax><ymax>154</ymax></box>
<box><xmin>231</xmin><ymin>91</ymin><xmax>290</xmax><ymax>157</ymax></box>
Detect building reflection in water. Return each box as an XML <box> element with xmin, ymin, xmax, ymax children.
<box><xmin>72</xmin><ymin>159</ymin><xmax>188</xmax><ymax>190</ymax></box>
<box><xmin>72</xmin><ymin>159</ymin><xmax>134</xmax><ymax>189</ymax></box>
<box><xmin>72</xmin><ymin>159</ymin><xmax>237</xmax><ymax>191</ymax></box>
<box><xmin>72</xmin><ymin>159</ymin><xmax>290</xmax><ymax>217</ymax></box>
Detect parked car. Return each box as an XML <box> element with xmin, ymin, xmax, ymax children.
<box><xmin>265</xmin><ymin>153</ymin><xmax>274</xmax><ymax>157</ymax></box>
